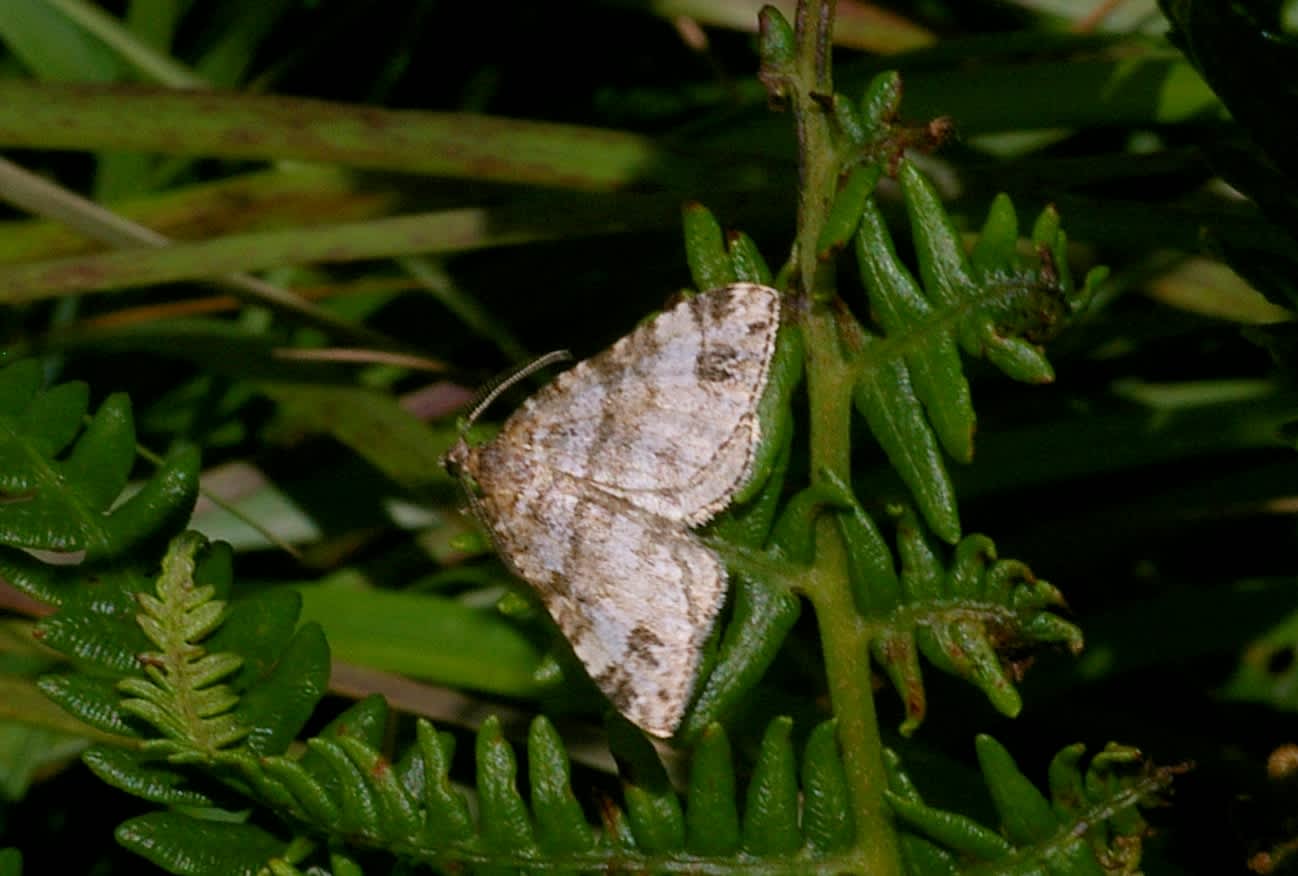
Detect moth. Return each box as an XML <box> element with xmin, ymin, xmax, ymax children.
<box><xmin>444</xmin><ymin>283</ymin><xmax>782</xmax><ymax>737</ymax></box>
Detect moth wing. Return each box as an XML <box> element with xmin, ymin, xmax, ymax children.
<box><xmin>533</xmin><ymin>483</ymin><xmax>726</xmax><ymax>738</ymax></box>
<box><xmin>500</xmin><ymin>283</ymin><xmax>780</xmax><ymax>525</ymax></box>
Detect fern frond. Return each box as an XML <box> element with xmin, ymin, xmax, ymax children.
<box><xmin>42</xmin><ymin>534</ymin><xmax>864</xmax><ymax>873</ymax></box>
<box><xmin>0</xmin><ymin>360</ymin><xmax>200</xmax><ymax>585</ymax></box>
<box><xmin>102</xmin><ymin>668</ymin><xmax>869</xmax><ymax>874</ymax></box>
<box><xmin>210</xmin><ymin>711</ymin><xmax>867</xmax><ymax>874</ymax></box>
<box><xmin>847</xmin><ymin>161</ymin><xmax>1105</xmax><ymax>544</ymax></box>
<box><xmin>688</xmin><ymin>472</ymin><xmax>1079</xmax><ymax>740</ymax></box>
<box><xmin>831</xmin><ymin>478</ymin><xmax>1080</xmax><ymax>735</ymax></box>
<box><xmin>0</xmin><ymin>359</ymin><xmax>201</xmax><ymax>690</ymax></box>
<box><xmin>115</xmin><ymin>531</ymin><xmax>248</xmax><ymax>755</ymax></box>
<box><xmin>37</xmin><ymin>530</ymin><xmax>329</xmax><ymax>805</ymax></box>
<box><xmin>110</xmin><ymin>694</ymin><xmax>1171</xmax><ymax>876</ymax></box>
<box><xmin>885</xmin><ymin>736</ymin><xmax>1178</xmax><ymax>875</ymax></box>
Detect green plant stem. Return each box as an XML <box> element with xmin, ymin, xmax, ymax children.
<box><xmin>788</xmin><ymin>0</ymin><xmax>903</xmax><ymax>872</ymax></box>
<box><xmin>808</xmin><ymin>555</ymin><xmax>897</xmax><ymax>869</ymax></box>
<box><xmin>801</xmin><ymin>310</ymin><xmax>903</xmax><ymax>875</ymax></box>
<box><xmin>791</xmin><ymin>0</ymin><xmax>836</xmax><ymax>299</ymax></box>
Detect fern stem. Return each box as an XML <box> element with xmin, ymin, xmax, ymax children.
<box><xmin>806</xmin><ymin>542</ymin><xmax>899</xmax><ymax>871</ymax></box>
<box><xmin>791</xmin><ymin>0</ymin><xmax>836</xmax><ymax>298</ymax></box>
<box><xmin>801</xmin><ymin>309</ymin><xmax>903</xmax><ymax>874</ymax></box>
<box><xmin>788</xmin><ymin>0</ymin><xmax>903</xmax><ymax>872</ymax></box>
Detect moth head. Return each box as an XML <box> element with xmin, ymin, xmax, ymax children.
<box><xmin>439</xmin><ymin>434</ymin><xmax>474</xmax><ymax>482</ymax></box>
<box><xmin>442</xmin><ymin>432</ymin><xmax>490</xmax><ymax>534</ymax></box>
<box><xmin>441</xmin><ymin>349</ymin><xmax>572</xmax><ymax>489</ymax></box>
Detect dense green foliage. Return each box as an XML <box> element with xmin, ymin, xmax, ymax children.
<box><xmin>0</xmin><ymin>1</ymin><xmax>1295</xmax><ymax>874</ymax></box>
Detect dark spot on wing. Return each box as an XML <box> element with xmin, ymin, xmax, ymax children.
<box><xmin>705</xmin><ymin>287</ymin><xmax>737</xmax><ymax>323</ymax></box>
<box><xmin>696</xmin><ymin>346</ymin><xmax>740</xmax><ymax>383</ymax></box>
<box><xmin>595</xmin><ymin>664</ymin><xmax>638</xmax><ymax>712</ymax></box>
<box><xmin>628</xmin><ymin>624</ymin><xmax>665</xmax><ymax>663</ymax></box>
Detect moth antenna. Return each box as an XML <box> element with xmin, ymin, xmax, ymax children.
<box><xmin>462</xmin><ymin>349</ymin><xmax>572</xmax><ymax>431</ymax></box>
<box><xmin>448</xmin><ymin>350</ymin><xmax>572</xmax><ymax>580</ymax></box>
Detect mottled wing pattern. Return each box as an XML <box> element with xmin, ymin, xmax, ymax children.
<box><xmin>546</xmin><ymin>479</ymin><xmax>725</xmax><ymax>737</ymax></box>
<box><xmin>473</xmin><ymin>464</ymin><xmax>726</xmax><ymax>737</ymax></box>
<box><xmin>450</xmin><ymin>282</ymin><xmax>782</xmax><ymax>738</ymax></box>
<box><xmin>496</xmin><ymin>284</ymin><xmax>780</xmax><ymax>526</ymax></box>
